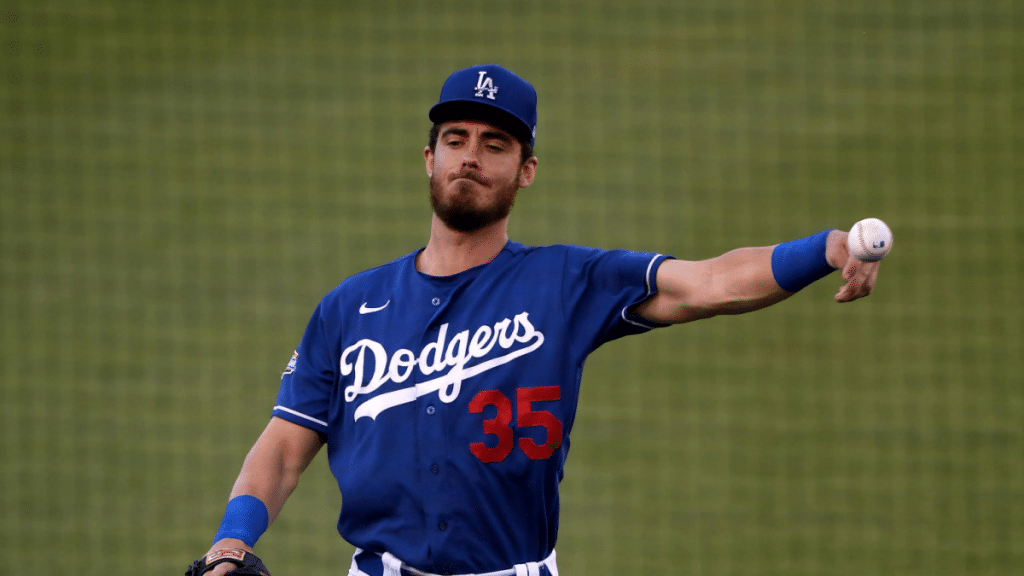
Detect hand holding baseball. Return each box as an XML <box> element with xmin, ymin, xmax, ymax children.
<box><xmin>827</xmin><ymin>218</ymin><xmax>892</xmax><ymax>303</ymax></box>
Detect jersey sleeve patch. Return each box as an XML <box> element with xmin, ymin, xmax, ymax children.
<box><xmin>283</xmin><ymin>350</ymin><xmax>299</xmax><ymax>375</ymax></box>
<box><xmin>272</xmin><ymin>300</ymin><xmax>336</xmax><ymax>435</ymax></box>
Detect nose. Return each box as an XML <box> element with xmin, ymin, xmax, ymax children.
<box><xmin>461</xmin><ymin>139</ymin><xmax>481</xmax><ymax>168</ymax></box>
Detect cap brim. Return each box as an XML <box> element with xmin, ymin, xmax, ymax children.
<box><xmin>429</xmin><ymin>100</ymin><xmax>533</xmax><ymax>146</ymax></box>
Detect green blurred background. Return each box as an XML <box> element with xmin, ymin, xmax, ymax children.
<box><xmin>2</xmin><ymin>1</ymin><xmax>1021</xmax><ymax>574</ymax></box>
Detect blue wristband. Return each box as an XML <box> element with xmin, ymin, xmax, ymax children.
<box><xmin>770</xmin><ymin>229</ymin><xmax>837</xmax><ymax>292</ymax></box>
<box><xmin>213</xmin><ymin>495</ymin><xmax>269</xmax><ymax>548</ymax></box>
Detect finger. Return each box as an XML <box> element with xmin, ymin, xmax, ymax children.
<box><xmin>842</xmin><ymin>257</ymin><xmax>858</xmax><ymax>283</ymax></box>
<box><xmin>835</xmin><ymin>280</ymin><xmax>858</xmax><ymax>302</ymax></box>
<box><xmin>862</xmin><ymin>262</ymin><xmax>880</xmax><ymax>295</ymax></box>
<box><xmin>835</xmin><ymin>258</ymin><xmax>858</xmax><ymax>301</ymax></box>
<box><xmin>836</xmin><ymin>259</ymin><xmax>879</xmax><ymax>302</ymax></box>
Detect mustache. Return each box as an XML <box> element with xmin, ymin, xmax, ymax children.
<box><xmin>449</xmin><ymin>169</ymin><xmax>490</xmax><ymax>186</ymax></box>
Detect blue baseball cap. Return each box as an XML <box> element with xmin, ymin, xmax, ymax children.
<box><xmin>429</xmin><ymin>64</ymin><xmax>538</xmax><ymax>147</ymax></box>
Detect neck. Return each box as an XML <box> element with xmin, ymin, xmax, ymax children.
<box><xmin>416</xmin><ymin>215</ymin><xmax>509</xmax><ymax>276</ymax></box>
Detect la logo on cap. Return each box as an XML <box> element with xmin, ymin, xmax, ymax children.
<box><xmin>474</xmin><ymin>71</ymin><xmax>499</xmax><ymax>100</ymax></box>
<box><xmin>429</xmin><ymin>64</ymin><xmax>537</xmax><ymax>146</ymax></box>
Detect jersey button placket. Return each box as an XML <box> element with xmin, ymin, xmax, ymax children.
<box><xmin>417</xmin><ymin>321</ymin><xmax>448</xmax><ymax>544</ymax></box>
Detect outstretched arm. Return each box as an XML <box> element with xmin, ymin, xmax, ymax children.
<box><xmin>202</xmin><ymin>417</ymin><xmax>324</xmax><ymax>575</ymax></box>
<box><xmin>635</xmin><ymin>230</ymin><xmax>880</xmax><ymax>325</ymax></box>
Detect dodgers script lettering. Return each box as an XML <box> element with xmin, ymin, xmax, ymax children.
<box><xmin>341</xmin><ymin>312</ymin><xmax>545</xmax><ymax>420</ymax></box>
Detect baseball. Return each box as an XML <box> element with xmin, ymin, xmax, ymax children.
<box><xmin>847</xmin><ymin>218</ymin><xmax>893</xmax><ymax>262</ymax></box>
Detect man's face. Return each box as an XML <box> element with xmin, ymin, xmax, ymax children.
<box><xmin>424</xmin><ymin>120</ymin><xmax>537</xmax><ymax>233</ymax></box>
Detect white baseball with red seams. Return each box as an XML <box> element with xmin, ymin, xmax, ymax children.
<box><xmin>847</xmin><ymin>218</ymin><xmax>893</xmax><ymax>262</ymax></box>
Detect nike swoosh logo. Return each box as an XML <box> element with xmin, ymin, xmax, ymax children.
<box><xmin>359</xmin><ymin>301</ymin><xmax>390</xmax><ymax>314</ymax></box>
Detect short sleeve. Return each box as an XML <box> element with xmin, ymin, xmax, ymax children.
<box><xmin>560</xmin><ymin>246</ymin><xmax>673</xmax><ymax>354</ymax></box>
<box><xmin>272</xmin><ymin>301</ymin><xmax>336</xmax><ymax>435</ymax></box>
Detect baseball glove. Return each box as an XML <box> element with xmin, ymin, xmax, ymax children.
<box><xmin>186</xmin><ymin>549</ymin><xmax>271</xmax><ymax>576</ymax></box>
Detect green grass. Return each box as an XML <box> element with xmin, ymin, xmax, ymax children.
<box><xmin>2</xmin><ymin>1</ymin><xmax>1021</xmax><ymax>574</ymax></box>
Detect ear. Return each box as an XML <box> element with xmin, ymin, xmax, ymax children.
<box><xmin>518</xmin><ymin>156</ymin><xmax>538</xmax><ymax>188</ymax></box>
<box><xmin>424</xmin><ymin>146</ymin><xmax>434</xmax><ymax>177</ymax></box>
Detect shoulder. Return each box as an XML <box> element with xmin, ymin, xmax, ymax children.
<box><xmin>499</xmin><ymin>242</ymin><xmax>585</xmax><ymax>276</ymax></box>
<box><xmin>320</xmin><ymin>249</ymin><xmax>419</xmax><ymax>304</ymax></box>
<box><xmin>504</xmin><ymin>242</ymin><xmax>670</xmax><ymax>277</ymax></box>
<box><xmin>516</xmin><ymin>242</ymin><xmax>666</xmax><ymax>267</ymax></box>
<box><xmin>505</xmin><ymin>241</ymin><xmax>594</xmax><ymax>262</ymax></box>
<box><xmin>512</xmin><ymin>242</ymin><xmax>652</xmax><ymax>259</ymax></box>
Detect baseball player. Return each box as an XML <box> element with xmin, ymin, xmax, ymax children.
<box><xmin>187</xmin><ymin>64</ymin><xmax>881</xmax><ymax>576</ymax></box>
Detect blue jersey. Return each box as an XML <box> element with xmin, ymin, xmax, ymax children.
<box><xmin>272</xmin><ymin>240</ymin><xmax>672</xmax><ymax>574</ymax></box>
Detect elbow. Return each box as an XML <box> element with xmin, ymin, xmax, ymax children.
<box><xmin>280</xmin><ymin>458</ymin><xmax>307</xmax><ymax>494</ymax></box>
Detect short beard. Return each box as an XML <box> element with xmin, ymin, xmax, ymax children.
<box><xmin>429</xmin><ymin>171</ymin><xmax>519</xmax><ymax>233</ymax></box>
